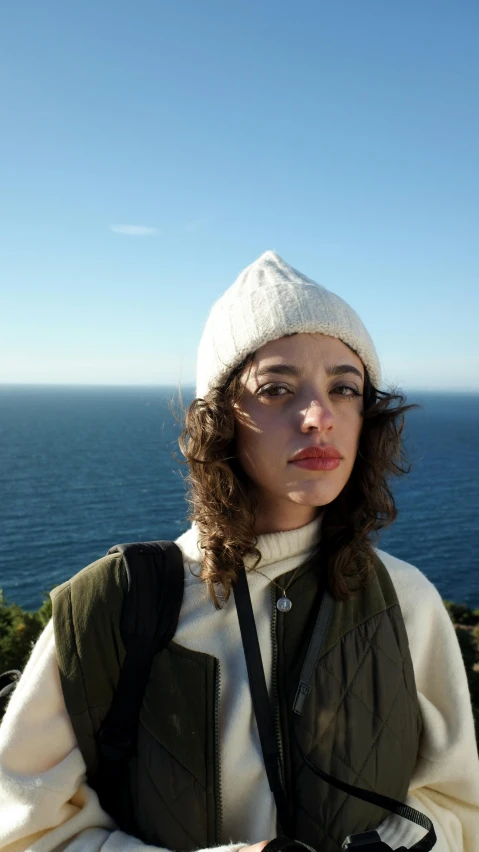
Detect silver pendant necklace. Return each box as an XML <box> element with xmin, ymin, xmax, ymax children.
<box><xmin>253</xmin><ymin>563</ymin><xmax>302</xmax><ymax>613</ymax></box>
<box><xmin>276</xmin><ymin>591</ymin><xmax>293</xmax><ymax>613</ymax></box>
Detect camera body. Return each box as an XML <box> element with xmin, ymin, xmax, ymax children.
<box><xmin>342</xmin><ymin>829</ymin><xmax>407</xmax><ymax>851</ymax></box>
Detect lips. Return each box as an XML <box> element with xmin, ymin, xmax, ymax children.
<box><xmin>289</xmin><ymin>445</ymin><xmax>342</xmax><ymax>462</ymax></box>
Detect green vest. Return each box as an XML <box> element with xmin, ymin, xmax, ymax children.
<box><xmin>51</xmin><ymin>548</ymin><xmax>422</xmax><ymax>852</ymax></box>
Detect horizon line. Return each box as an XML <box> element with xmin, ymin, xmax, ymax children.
<box><xmin>0</xmin><ymin>382</ymin><xmax>478</xmax><ymax>395</ymax></box>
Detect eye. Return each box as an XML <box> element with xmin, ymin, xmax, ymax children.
<box><xmin>256</xmin><ymin>382</ymin><xmax>292</xmax><ymax>398</ymax></box>
<box><xmin>331</xmin><ymin>384</ymin><xmax>362</xmax><ymax>398</ymax></box>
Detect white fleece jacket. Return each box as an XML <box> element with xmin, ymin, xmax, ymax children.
<box><xmin>0</xmin><ymin>517</ymin><xmax>478</xmax><ymax>852</ymax></box>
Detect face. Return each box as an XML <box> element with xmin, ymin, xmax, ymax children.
<box><xmin>232</xmin><ymin>333</ymin><xmax>365</xmax><ymax>534</ymax></box>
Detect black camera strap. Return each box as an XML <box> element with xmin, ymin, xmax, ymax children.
<box><xmin>233</xmin><ymin>565</ymin><xmax>292</xmax><ymax>836</ymax></box>
<box><xmin>233</xmin><ymin>566</ymin><xmax>436</xmax><ymax>852</ymax></box>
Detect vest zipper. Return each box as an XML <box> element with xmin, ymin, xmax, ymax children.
<box><xmin>213</xmin><ymin>657</ymin><xmax>223</xmax><ymax>844</ymax></box>
<box><xmin>270</xmin><ymin>585</ymin><xmax>286</xmax><ymax>794</ymax></box>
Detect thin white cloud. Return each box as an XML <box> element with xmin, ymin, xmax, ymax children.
<box><xmin>110</xmin><ymin>224</ymin><xmax>160</xmax><ymax>236</ymax></box>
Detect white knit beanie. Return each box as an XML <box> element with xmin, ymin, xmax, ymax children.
<box><xmin>196</xmin><ymin>250</ymin><xmax>381</xmax><ymax>398</ymax></box>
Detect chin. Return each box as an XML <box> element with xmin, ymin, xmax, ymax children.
<box><xmin>288</xmin><ymin>489</ymin><xmax>339</xmax><ymax>508</ymax></box>
<box><xmin>291</xmin><ymin>476</ymin><xmax>349</xmax><ymax>507</ymax></box>
<box><xmin>304</xmin><ymin>475</ymin><xmax>347</xmax><ymax>500</ymax></box>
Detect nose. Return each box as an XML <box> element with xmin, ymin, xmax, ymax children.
<box><xmin>300</xmin><ymin>398</ymin><xmax>334</xmax><ymax>432</ymax></box>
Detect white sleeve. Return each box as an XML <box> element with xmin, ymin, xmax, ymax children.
<box><xmin>374</xmin><ymin>551</ymin><xmax>479</xmax><ymax>852</ymax></box>
<box><xmin>0</xmin><ymin>619</ymin><xmax>244</xmax><ymax>852</ymax></box>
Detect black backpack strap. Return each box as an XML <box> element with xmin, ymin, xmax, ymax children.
<box><xmin>95</xmin><ymin>540</ymin><xmax>184</xmax><ymax>828</ymax></box>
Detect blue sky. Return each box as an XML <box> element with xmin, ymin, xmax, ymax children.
<box><xmin>1</xmin><ymin>0</ymin><xmax>478</xmax><ymax>391</ymax></box>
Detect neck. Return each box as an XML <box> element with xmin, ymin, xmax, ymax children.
<box><xmin>253</xmin><ymin>501</ymin><xmax>321</xmax><ymax>536</ymax></box>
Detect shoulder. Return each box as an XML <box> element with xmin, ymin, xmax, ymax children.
<box><xmin>374</xmin><ymin>547</ymin><xmax>441</xmax><ymax>603</ymax></box>
<box><xmin>49</xmin><ymin>554</ymin><xmax>129</xmax><ymax>757</ymax></box>
<box><xmin>373</xmin><ymin>547</ymin><xmax>447</xmax><ymax>645</ymax></box>
<box><xmin>50</xmin><ymin>553</ymin><xmax>128</xmax><ymax>697</ymax></box>
<box><xmin>50</xmin><ymin>553</ymin><xmax>128</xmax><ymax>643</ymax></box>
<box><xmin>51</xmin><ymin>551</ymin><xmax>126</xmax><ymax>606</ymax></box>
<box><xmin>374</xmin><ymin>547</ymin><xmax>457</xmax><ymax>663</ymax></box>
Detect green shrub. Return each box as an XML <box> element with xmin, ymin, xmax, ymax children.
<box><xmin>454</xmin><ymin>626</ymin><xmax>479</xmax><ymax>671</ymax></box>
<box><xmin>443</xmin><ymin>600</ymin><xmax>479</xmax><ymax>626</ymax></box>
<box><xmin>0</xmin><ymin>590</ymin><xmax>52</xmax><ymax>673</ymax></box>
<box><xmin>444</xmin><ymin>602</ymin><xmax>479</xmax><ymax>737</ymax></box>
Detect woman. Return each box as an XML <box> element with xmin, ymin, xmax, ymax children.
<box><xmin>0</xmin><ymin>250</ymin><xmax>478</xmax><ymax>852</ymax></box>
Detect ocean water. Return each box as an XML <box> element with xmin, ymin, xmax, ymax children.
<box><xmin>0</xmin><ymin>386</ymin><xmax>478</xmax><ymax>610</ymax></box>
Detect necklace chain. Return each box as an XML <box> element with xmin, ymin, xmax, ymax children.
<box><xmin>252</xmin><ymin>562</ymin><xmax>302</xmax><ymax>597</ymax></box>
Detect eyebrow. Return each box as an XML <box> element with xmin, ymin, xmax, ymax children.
<box><xmin>255</xmin><ymin>362</ymin><xmax>364</xmax><ymax>380</ymax></box>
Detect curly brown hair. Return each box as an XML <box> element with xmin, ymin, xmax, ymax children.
<box><xmin>178</xmin><ymin>353</ymin><xmax>419</xmax><ymax>609</ymax></box>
